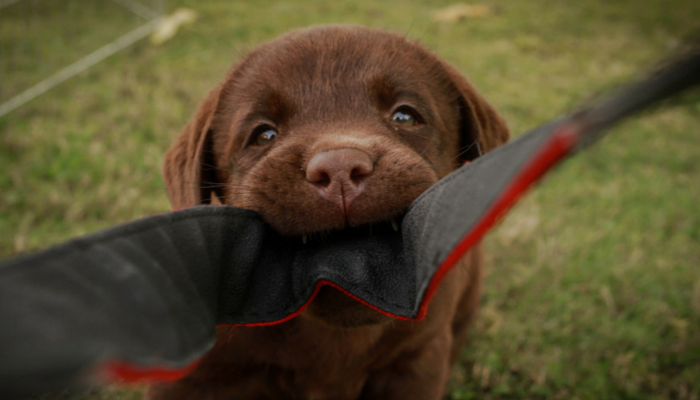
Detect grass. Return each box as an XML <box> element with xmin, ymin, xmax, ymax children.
<box><xmin>1</xmin><ymin>0</ymin><xmax>699</xmax><ymax>398</ymax></box>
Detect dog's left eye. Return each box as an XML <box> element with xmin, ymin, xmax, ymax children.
<box><xmin>251</xmin><ymin>127</ymin><xmax>278</xmax><ymax>146</ymax></box>
<box><xmin>390</xmin><ymin>108</ymin><xmax>421</xmax><ymax>126</ymax></box>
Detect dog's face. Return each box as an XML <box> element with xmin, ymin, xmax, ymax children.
<box><xmin>163</xmin><ymin>25</ymin><xmax>508</xmax><ymax>327</ymax></box>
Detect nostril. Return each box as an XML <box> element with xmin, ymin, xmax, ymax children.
<box><xmin>350</xmin><ymin>166</ymin><xmax>371</xmax><ymax>183</ymax></box>
<box><xmin>314</xmin><ymin>172</ymin><xmax>331</xmax><ymax>187</ymax></box>
<box><xmin>306</xmin><ymin>164</ymin><xmax>331</xmax><ymax>186</ymax></box>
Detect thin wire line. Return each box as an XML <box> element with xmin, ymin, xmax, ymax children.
<box><xmin>0</xmin><ymin>15</ymin><xmax>163</xmax><ymax>118</ymax></box>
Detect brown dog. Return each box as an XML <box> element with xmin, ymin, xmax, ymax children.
<box><xmin>150</xmin><ymin>25</ymin><xmax>508</xmax><ymax>400</ymax></box>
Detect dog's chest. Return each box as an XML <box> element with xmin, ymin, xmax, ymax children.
<box><xmin>262</xmin><ymin>364</ymin><xmax>368</xmax><ymax>400</ymax></box>
<box><xmin>224</xmin><ymin>321</ymin><xmax>390</xmax><ymax>398</ymax></box>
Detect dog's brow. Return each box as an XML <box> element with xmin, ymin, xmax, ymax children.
<box><xmin>370</xmin><ymin>75</ymin><xmax>397</xmax><ymax>109</ymax></box>
<box><xmin>370</xmin><ymin>76</ymin><xmax>435</xmax><ymax>121</ymax></box>
<box><xmin>245</xmin><ymin>88</ymin><xmax>296</xmax><ymax>124</ymax></box>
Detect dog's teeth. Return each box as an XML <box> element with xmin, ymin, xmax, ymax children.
<box><xmin>302</xmin><ymin>235</ymin><xmax>308</xmax><ymax>244</ymax></box>
<box><xmin>390</xmin><ymin>219</ymin><xmax>399</xmax><ymax>232</ymax></box>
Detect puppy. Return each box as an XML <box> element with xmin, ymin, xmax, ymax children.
<box><xmin>150</xmin><ymin>25</ymin><xmax>508</xmax><ymax>400</ymax></box>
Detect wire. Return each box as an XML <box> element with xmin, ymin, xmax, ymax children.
<box><xmin>0</xmin><ymin>17</ymin><xmax>163</xmax><ymax>118</ymax></box>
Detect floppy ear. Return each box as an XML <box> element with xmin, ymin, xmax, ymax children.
<box><xmin>442</xmin><ymin>63</ymin><xmax>510</xmax><ymax>159</ymax></box>
<box><xmin>162</xmin><ymin>85</ymin><xmax>223</xmax><ymax>209</ymax></box>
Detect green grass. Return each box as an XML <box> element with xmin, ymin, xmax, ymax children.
<box><xmin>0</xmin><ymin>0</ymin><xmax>146</xmax><ymax>102</ymax></box>
<box><xmin>1</xmin><ymin>0</ymin><xmax>699</xmax><ymax>399</ymax></box>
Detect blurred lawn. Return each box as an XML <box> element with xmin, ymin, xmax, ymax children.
<box><xmin>1</xmin><ymin>0</ymin><xmax>699</xmax><ymax>399</ymax></box>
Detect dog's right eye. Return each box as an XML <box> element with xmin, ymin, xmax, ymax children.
<box><xmin>390</xmin><ymin>106</ymin><xmax>423</xmax><ymax>127</ymax></box>
<box><xmin>250</xmin><ymin>126</ymin><xmax>278</xmax><ymax>146</ymax></box>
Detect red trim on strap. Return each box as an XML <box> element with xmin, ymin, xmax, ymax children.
<box><xmin>414</xmin><ymin>124</ymin><xmax>580</xmax><ymax>320</ymax></box>
<box><xmin>224</xmin><ymin>279</ymin><xmax>412</xmax><ymax>328</ymax></box>
<box><xmin>103</xmin><ymin>360</ymin><xmax>200</xmax><ymax>383</ymax></box>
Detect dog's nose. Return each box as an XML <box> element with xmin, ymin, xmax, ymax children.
<box><xmin>306</xmin><ymin>148</ymin><xmax>374</xmax><ymax>211</ymax></box>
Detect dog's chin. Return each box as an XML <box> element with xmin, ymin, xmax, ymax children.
<box><xmin>302</xmin><ymin>286</ymin><xmax>393</xmax><ymax>328</ymax></box>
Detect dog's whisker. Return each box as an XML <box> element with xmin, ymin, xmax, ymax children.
<box><xmin>195</xmin><ymin>182</ymin><xmax>254</xmax><ymax>190</ymax></box>
<box><xmin>199</xmin><ymin>161</ymin><xmax>247</xmax><ymax>176</ymax></box>
<box><xmin>454</xmin><ymin>139</ymin><xmax>482</xmax><ymax>161</ymax></box>
<box><xmin>209</xmin><ymin>188</ymin><xmax>253</xmax><ymax>195</ymax></box>
<box><xmin>198</xmin><ymin>159</ymin><xmax>269</xmax><ymax>181</ymax></box>
<box><xmin>417</xmin><ymin>131</ymin><xmax>438</xmax><ymax>158</ymax></box>
<box><xmin>267</xmin><ymin>158</ymin><xmax>299</xmax><ymax>168</ymax></box>
<box><xmin>213</xmin><ymin>194</ymin><xmax>254</xmax><ymax>202</ymax></box>
<box><xmin>390</xmin><ymin>219</ymin><xmax>399</xmax><ymax>232</ymax></box>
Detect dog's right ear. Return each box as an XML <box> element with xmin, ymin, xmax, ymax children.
<box><xmin>162</xmin><ymin>84</ymin><xmax>222</xmax><ymax>209</ymax></box>
<box><xmin>439</xmin><ymin>62</ymin><xmax>510</xmax><ymax>160</ymax></box>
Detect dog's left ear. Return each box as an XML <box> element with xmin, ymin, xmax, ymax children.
<box><xmin>442</xmin><ymin>63</ymin><xmax>510</xmax><ymax>160</ymax></box>
<box><xmin>162</xmin><ymin>84</ymin><xmax>223</xmax><ymax>209</ymax></box>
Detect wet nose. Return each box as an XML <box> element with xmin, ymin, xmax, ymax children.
<box><xmin>305</xmin><ymin>148</ymin><xmax>374</xmax><ymax>211</ymax></box>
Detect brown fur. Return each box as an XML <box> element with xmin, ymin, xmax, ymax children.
<box><xmin>151</xmin><ymin>25</ymin><xmax>508</xmax><ymax>400</ymax></box>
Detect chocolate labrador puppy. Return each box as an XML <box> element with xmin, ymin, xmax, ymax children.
<box><xmin>150</xmin><ymin>25</ymin><xmax>508</xmax><ymax>400</ymax></box>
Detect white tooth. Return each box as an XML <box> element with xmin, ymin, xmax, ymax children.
<box><xmin>390</xmin><ymin>219</ymin><xmax>399</xmax><ymax>232</ymax></box>
<box><xmin>302</xmin><ymin>235</ymin><xmax>308</xmax><ymax>244</ymax></box>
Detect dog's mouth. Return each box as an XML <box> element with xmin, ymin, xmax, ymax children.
<box><xmin>295</xmin><ymin>213</ymin><xmax>406</xmax><ymax>245</ymax></box>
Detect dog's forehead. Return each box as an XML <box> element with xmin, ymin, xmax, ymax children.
<box><xmin>230</xmin><ymin>27</ymin><xmax>445</xmax><ymax>110</ymax></box>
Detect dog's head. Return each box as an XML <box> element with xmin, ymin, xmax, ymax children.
<box><xmin>163</xmin><ymin>25</ymin><xmax>508</xmax><ymax>327</ymax></box>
